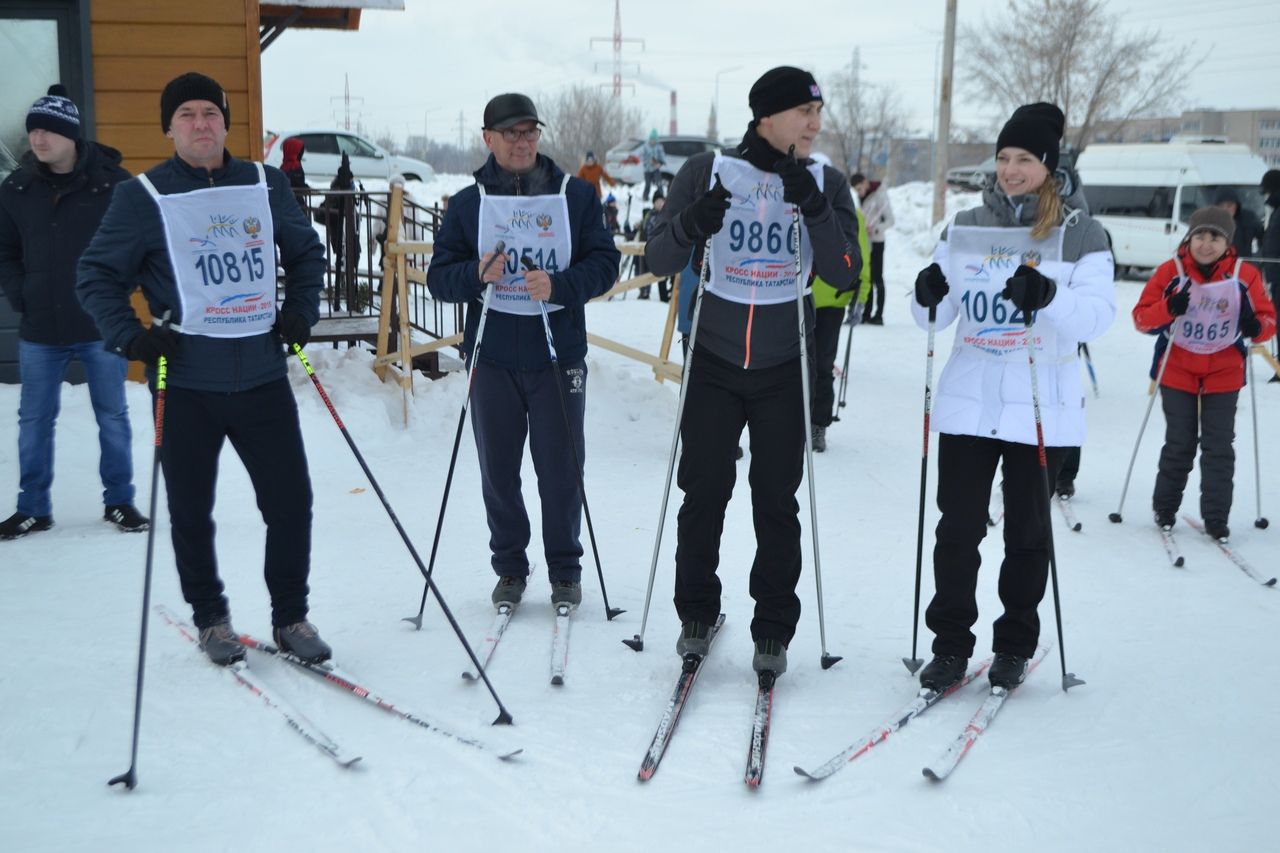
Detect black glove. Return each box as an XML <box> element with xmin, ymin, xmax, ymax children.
<box><xmin>1002</xmin><ymin>264</ymin><xmax>1057</xmax><ymax>312</ymax></box>
<box><xmin>1166</xmin><ymin>281</ymin><xmax>1191</xmax><ymax>317</ymax></box>
<box><xmin>774</xmin><ymin>155</ymin><xmax>825</xmax><ymax>217</ymax></box>
<box><xmin>678</xmin><ymin>175</ymin><xmax>732</xmax><ymax>240</ymax></box>
<box><xmin>275</xmin><ymin>310</ymin><xmax>312</xmax><ymax>348</ymax></box>
<box><xmin>125</xmin><ymin>323</ymin><xmax>179</xmax><ymax>364</ymax></box>
<box><xmin>1240</xmin><ymin>298</ymin><xmax>1262</xmax><ymax>339</ymax></box>
<box><xmin>914</xmin><ymin>263</ymin><xmax>949</xmax><ymax>308</ymax></box>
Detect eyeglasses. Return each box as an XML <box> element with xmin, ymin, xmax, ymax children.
<box><xmin>494</xmin><ymin>127</ymin><xmax>541</xmax><ymax>143</ymax></box>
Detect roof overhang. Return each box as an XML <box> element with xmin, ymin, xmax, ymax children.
<box><xmin>260</xmin><ymin>1</ymin><xmax>405</xmax><ymax>50</ymax></box>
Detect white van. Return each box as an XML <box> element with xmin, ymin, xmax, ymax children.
<box><xmin>1075</xmin><ymin>139</ymin><xmax>1268</xmax><ymax>273</ymax></box>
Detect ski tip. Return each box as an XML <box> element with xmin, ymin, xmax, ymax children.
<box><xmin>340</xmin><ymin>756</ymin><xmax>364</xmax><ymax>769</ymax></box>
<box><xmin>1108</xmin><ymin>512</ymin><xmax>1123</xmax><ymax>524</ymax></box>
<box><xmin>551</xmin><ymin>675</ymin><xmax>564</xmax><ymax>686</ymax></box>
<box><xmin>622</xmin><ymin>636</ymin><xmax>644</xmax><ymax>652</ymax></box>
<box><xmin>400</xmin><ymin>615</ymin><xmax>424</xmax><ymax>630</ymax></box>
<box><xmin>1071</xmin><ymin>522</ymin><xmax>1083</xmax><ymax>532</ymax></box>
<box><xmin>1062</xmin><ymin>673</ymin><xmax>1086</xmax><ymax>692</ymax></box>
<box><xmin>1256</xmin><ymin>517</ymin><xmax>1270</xmax><ymax>530</ymax></box>
<box><xmin>922</xmin><ymin>767</ymin><xmax>942</xmax><ymax>782</ymax></box>
<box><xmin>498</xmin><ymin>748</ymin><xmax>524</xmax><ymax>761</ymax></box>
<box><xmin>1174</xmin><ymin>556</ymin><xmax>1185</xmax><ymax>568</ymax></box>
<box><xmin>1265</xmin><ymin>577</ymin><xmax>1277</xmax><ymax>588</ymax></box>
<box><xmin>461</xmin><ymin>671</ymin><xmax>478</xmax><ymax>682</ymax></box>
<box><xmin>820</xmin><ymin>653</ymin><xmax>843</xmax><ymax>670</ymax></box>
<box><xmin>744</xmin><ymin>776</ymin><xmax>762</xmax><ymax>790</ymax></box>
<box><xmin>902</xmin><ymin>656</ymin><xmax>924</xmax><ymax>674</ymax></box>
<box><xmin>792</xmin><ymin>766</ymin><xmax>820</xmax><ymax>780</ymax></box>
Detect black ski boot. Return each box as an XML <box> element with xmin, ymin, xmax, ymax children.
<box><xmin>1154</xmin><ymin>510</ymin><xmax>1175</xmax><ymax>530</ymax></box>
<box><xmin>550</xmin><ymin>580</ymin><xmax>582</xmax><ymax>607</ymax></box>
<box><xmin>919</xmin><ymin>654</ymin><xmax>967</xmax><ymax>691</ymax></box>
<box><xmin>491</xmin><ymin>575</ymin><xmax>527</xmax><ymax>608</ymax></box>
<box><xmin>675</xmin><ymin>620</ymin><xmax>712</xmax><ymax>658</ymax></box>
<box><xmin>274</xmin><ymin>621</ymin><xmax>332</xmax><ymax>664</ymax></box>
<box><xmin>988</xmin><ymin>652</ymin><xmax>1029</xmax><ymax>689</ymax></box>
<box><xmin>752</xmin><ymin>638</ymin><xmax>787</xmax><ymax>675</ymax></box>
<box><xmin>1205</xmin><ymin>519</ymin><xmax>1230</xmax><ymax>541</ymax></box>
<box><xmin>198</xmin><ymin>618</ymin><xmax>247</xmax><ymax>666</ymax></box>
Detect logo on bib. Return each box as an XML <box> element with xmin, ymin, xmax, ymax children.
<box><xmin>743</xmin><ymin>182</ymin><xmax>784</xmax><ymax>205</ymax></box>
<box><xmin>207</xmin><ymin>214</ymin><xmax>239</xmax><ymax>239</ymax></box>
<box><xmin>536</xmin><ymin>213</ymin><xmax>552</xmax><ymax>231</ymax></box>
<box><xmin>243</xmin><ymin>217</ymin><xmax>262</xmax><ymax>238</ymax></box>
<box><xmin>499</xmin><ymin>209</ymin><xmax>536</xmax><ymax>232</ymax></box>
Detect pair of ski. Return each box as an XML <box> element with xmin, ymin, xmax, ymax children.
<box><xmin>1159</xmin><ymin>516</ymin><xmax>1277</xmax><ymax>586</ymax></box>
<box><xmin>797</xmin><ymin>644</ymin><xmax>1050</xmax><ymax>783</ymax></box>
<box><xmin>157</xmin><ymin>605</ymin><xmax>521</xmax><ymax>769</ymax></box>
<box><xmin>463</xmin><ymin>600</ymin><xmax>575</xmax><ymax>686</ymax></box>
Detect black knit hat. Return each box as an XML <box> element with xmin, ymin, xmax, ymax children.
<box><xmin>1262</xmin><ymin>169</ymin><xmax>1280</xmax><ymax>195</ymax></box>
<box><xmin>160</xmin><ymin>72</ymin><xmax>230</xmax><ymax>132</ymax></box>
<box><xmin>748</xmin><ymin>66</ymin><xmax>823</xmax><ymax>120</ymax></box>
<box><xmin>26</xmin><ymin>84</ymin><xmax>80</xmax><ymax>141</ymax></box>
<box><xmin>1186</xmin><ymin>206</ymin><xmax>1236</xmax><ymax>244</ymax></box>
<box><xmin>996</xmin><ymin>102</ymin><xmax>1065</xmax><ymax>173</ymax></box>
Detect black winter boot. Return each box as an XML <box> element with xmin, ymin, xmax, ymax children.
<box><xmin>274</xmin><ymin>621</ymin><xmax>332</xmax><ymax>664</ymax></box>
<box><xmin>919</xmin><ymin>654</ymin><xmax>967</xmax><ymax>691</ymax></box>
<box><xmin>198</xmin><ymin>619</ymin><xmax>247</xmax><ymax>666</ymax></box>
<box><xmin>988</xmin><ymin>652</ymin><xmax>1029</xmax><ymax>689</ymax></box>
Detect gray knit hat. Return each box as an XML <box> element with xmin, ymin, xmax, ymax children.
<box><xmin>1186</xmin><ymin>206</ymin><xmax>1235</xmax><ymax>244</ymax></box>
<box><xmin>26</xmin><ymin>84</ymin><xmax>80</xmax><ymax>141</ymax></box>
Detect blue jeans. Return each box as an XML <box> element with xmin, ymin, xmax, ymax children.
<box><xmin>16</xmin><ymin>340</ymin><xmax>135</xmax><ymax>516</ymax></box>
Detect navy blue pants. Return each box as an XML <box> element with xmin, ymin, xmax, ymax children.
<box><xmin>927</xmin><ymin>434</ymin><xmax>1066</xmax><ymax>659</ymax></box>
<box><xmin>470</xmin><ymin>360</ymin><xmax>585</xmax><ymax>583</ymax></box>
<box><xmin>674</xmin><ymin>348</ymin><xmax>806</xmax><ymax>645</ymax></box>
<box><xmin>159</xmin><ymin>379</ymin><xmax>313</xmax><ymax>629</ymax></box>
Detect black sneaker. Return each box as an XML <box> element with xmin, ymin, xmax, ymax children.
<box><xmin>0</xmin><ymin>512</ymin><xmax>54</xmax><ymax>540</ymax></box>
<box><xmin>752</xmin><ymin>638</ymin><xmax>788</xmax><ymax>675</ymax></box>
<box><xmin>988</xmin><ymin>652</ymin><xmax>1029</xmax><ymax>689</ymax></box>
<box><xmin>1205</xmin><ymin>519</ymin><xmax>1230</xmax><ymax>541</ymax></box>
<box><xmin>491</xmin><ymin>575</ymin><xmax>527</xmax><ymax>608</ymax></box>
<box><xmin>675</xmin><ymin>620</ymin><xmax>712</xmax><ymax>658</ymax></box>
<box><xmin>198</xmin><ymin>619</ymin><xmax>247</xmax><ymax>666</ymax></box>
<box><xmin>812</xmin><ymin>425</ymin><xmax>827</xmax><ymax>453</ymax></box>
<box><xmin>105</xmin><ymin>504</ymin><xmax>150</xmax><ymax>532</ymax></box>
<box><xmin>919</xmin><ymin>654</ymin><xmax>967</xmax><ymax>691</ymax></box>
<box><xmin>274</xmin><ymin>621</ymin><xmax>332</xmax><ymax>664</ymax></box>
<box><xmin>550</xmin><ymin>580</ymin><xmax>582</xmax><ymax>608</ymax></box>
<box><xmin>1154</xmin><ymin>510</ymin><xmax>1176</xmax><ymax>530</ymax></box>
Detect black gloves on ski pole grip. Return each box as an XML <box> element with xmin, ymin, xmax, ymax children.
<box><xmin>774</xmin><ymin>155</ymin><xmax>826</xmax><ymax>218</ymax></box>
<box><xmin>126</xmin><ymin>321</ymin><xmax>179</xmax><ymax>364</ymax></box>
<box><xmin>678</xmin><ymin>174</ymin><xmax>732</xmax><ymax>240</ymax></box>
<box><xmin>275</xmin><ymin>310</ymin><xmax>312</xmax><ymax>349</ymax></box>
<box><xmin>1002</xmin><ymin>264</ymin><xmax>1057</xmax><ymax>312</ymax></box>
<box><xmin>1165</xmin><ymin>280</ymin><xmax>1191</xmax><ymax>317</ymax></box>
<box><xmin>914</xmin><ymin>263</ymin><xmax>949</xmax><ymax>308</ymax></box>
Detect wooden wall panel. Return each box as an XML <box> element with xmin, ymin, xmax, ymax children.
<box><xmin>91</xmin><ymin>0</ymin><xmax>246</xmax><ymax>25</ymax></box>
<box><xmin>94</xmin><ymin>57</ymin><xmax>249</xmax><ymax>92</ymax></box>
<box><xmin>93</xmin><ymin>23</ymin><xmax>246</xmax><ymax>57</ymax></box>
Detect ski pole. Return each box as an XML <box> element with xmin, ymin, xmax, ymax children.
<box><xmin>1247</xmin><ymin>344</ymin><xmax>1269</xmax><ymax>529</ymax></box>
<box><xmin>624</xmin><ymin>230</ymin><xmax>715</xmax><ymax>652</ymax></box>
<box><xmin>1080</xmin><ymin>341</ymin><xmax>1099</xmax><ymax>398</ymax></box>
<box><xmin>289</xmin><ymin>346</ymin><xmax>514</xmax><ymax>724</ymax></box>
<box><xmin>1022</xmin><ymin>311</ymin><xmax>1084</xmax><ymax>692</ymax></box>
<box><xmin>786</xmin><ymin>147</ymin><xmax>840</xmax><ymax>669</ymax></box>
<box><xmin>903</xmin><ymin>305</ymin><xmax>937</xmax><ymax>675</ymax></box>
<box><xmin>522</xmin><ymin>257</ymin><xmax>623</xmax><ymax>619</ymax></box>
<box><xmin>1108</xmin><ymin>323</ymin><xmax>1181</xmax><ymax>524</ymax></box>
<box><xmin>109</xmin><ymin>350</ymin><xmax>169</xmax><ymax>792</ymax></box>
<box><xmin>833</xmin><ymin>316</ymin><xmax>855</xmax><ymax>421</ymax></box>
<box><xmin>406</xmin><ymin>241</ymin><xmax>505</xmax><ymax>628</ymax></box>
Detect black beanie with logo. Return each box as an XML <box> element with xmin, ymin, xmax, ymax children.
<box><xmin>748</xmin><ymin>66</ymin><xmax>823</xmax><ymax>121</ymax></box>
<box><xmin>995</xmin><ymin>102</ymin><xmax>1065</xmax><ymax>173</ymax></box>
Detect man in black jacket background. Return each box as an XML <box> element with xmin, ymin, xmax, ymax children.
<box><xmin>0</xmin><ymin>86</ymin><xmax>145</xmax><ymax>540</ymax></box>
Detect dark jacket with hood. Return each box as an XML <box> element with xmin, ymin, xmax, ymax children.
<box><xmin>1264</xmin><ymin>191</ymin><xmax>1280</xmax><ymax>290</ymax></box>
<box><xmin>426</xmin><ymin>152</ymin><xmax>621</xmax><ymax>370</ymax></box>
<box><xmin>1213</xmin><ymin>187</ymin><xmax>1265</xmax><ymax>260</ymax></box>
<box><xmin>643</xmin><ymin>124</ymin><xmax>859</xmax><ymax>370</ymax></box>
<box><xmin>75</xmin><ymin>151</ymin><xmax>324</xmax><ymax>392</ymax></box>
<box><xmin>0</xmin><ymin>142</ymin><xmax>130</xmax><ymax>345</ymax></box>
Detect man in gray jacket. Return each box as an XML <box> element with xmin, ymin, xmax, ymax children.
<box><xmin>644</xmin><ymin>66</ymin><xmax>859</xmax><ymax>676</ymax></box>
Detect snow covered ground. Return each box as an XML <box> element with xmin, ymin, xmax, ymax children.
<box><xmin>2</xmin><ymin>183</ymin><xmax>1276</xmax><ymax>853</ymax></box>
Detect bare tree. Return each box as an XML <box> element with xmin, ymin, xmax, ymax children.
<box><xmin>817</xmin><ymin>60</ymin><xmax>908</xmax><ymax>176</ymax></box>
<box><xmin>536</xmin><ymin>85</ymin><xmax>645</xmax><ymax>173</ymax></box>
<box><xmin>960</xmin><ymin>0</ymin><xmax>1201</xmax><ymax>150</ymax></box>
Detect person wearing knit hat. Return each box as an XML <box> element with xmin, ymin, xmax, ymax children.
<box><xmin>640</xmin><ymin>130</ymin><xmax>666</xmax><ymax>201</ymax></box>
<box><xmin>1</xmin><ymin>85</ymin><xmax>146</xmax><ymax>540</ymax></box>
<box><xmin>1132</xmin><ymin>205</ymin><xmax>1276</xmax><ymax>540</ymax></box>
<box><xmin>642</xmin><ymin>64</ymin><xmax>858</xmax><ymax>677</ymax></box>
<box><xmin>75</xmin><ymin>71</ymin><xmax>332</xmax><ymax>666</ymax></box>
<box><xmin>1258</xmin><ymin>170</ymin><xmax>1280</xmax><ymax>303</ymax></box>
<box><xmin>907</xmin><ymin>100</ymin><xmax>1115</xmax><ymax>693</ymax></box>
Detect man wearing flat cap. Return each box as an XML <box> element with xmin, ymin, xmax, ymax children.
<box><xmin>76</xmin><ymin>71</ymin><xmax>330</xmax><ymax>667</ymax></box>
<box><xmin>427</xmin><ymin>93</ymin><xmax>620</xmax><ymax>613</ymax></box>
<box><xmin>644</xmin><ymin>66</ymin><xmax>860</xmax><ymax>676</ymax></box>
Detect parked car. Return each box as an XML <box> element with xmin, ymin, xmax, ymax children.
<box><xmin>945</xmin><ymin>156</ymin><xmax>996</xmax><ymax>191</ymax></box>
<box><xmin>605</xmin><ymin>135</ymin><xmax>721</xmax><ymax>186</ymax></box>
<box><xmin>264</xmin><ymin>128</ymin><xmax>435</xmax><ymax>183</ymax></box>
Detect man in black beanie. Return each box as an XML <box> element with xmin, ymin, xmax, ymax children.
<box><xmin>644</xmin><ymin>65</ymin><xmax>859</xmax><ymax>677</ymax></box>
<box><xmin>0</xmin><ymin>85</ymin><xmax>146</xmax><ymax>540</ymax></box>
<box><xmin>76</xmin><ymin>72</ymin><xmax>331</xmax><ymax>666</ymax></box>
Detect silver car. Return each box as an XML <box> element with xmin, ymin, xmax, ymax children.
<box><xmin>605</xmin><ymin>135</ymin><xmax>721</xmax><ymax>186</ymax></box>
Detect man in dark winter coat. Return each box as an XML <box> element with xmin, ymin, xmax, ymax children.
<box><xmin>427</xmin><ymin>93</ymin><xmax>620</xmax><ymax>612</ymax></box>
<box><xmin>644</xmin><ymin>66</ymin><xmax>859</xmax><ymax>676</ymax></box>
<box><xmin>1214</xmin><ymin>187</ymin><xmax>1264</xmax><ymax>260</ymax></box>
<box><xmin>0</xmin><ymin>85</ymin><xmax>146</xmax><ymax>540</ymax></box>
<box><xmin>76</xmin><ymin>72</ymin><xmax>329</xmax><ymax>667</ymax></box>
<box><xmin>1262</xmin><ymin>170</ymin><xmax>1280</xmax><ymax>301</ymax></box>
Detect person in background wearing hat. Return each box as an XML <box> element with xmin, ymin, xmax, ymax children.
<box><xmin>0</xmin><ymin>85</ymin><xmax>146</xmax><ymax>540</ymax></box>
<box><xmin>427</xmin><ymin>93</ymin><xmax>620</xmax><ymax>611</ymax></box>
<box><xmin>75</xmin><ymin>72</ymin><xmax>329</xmax><ymax>667</ymax></box>
<box><xmin>1133</xmin><ymin>206</ymin><xmax>1276</xmax><ymax>540</ymax></box>
<box><xmin>644</xmin><ymin>66</ymin><xmax>859</xmax><ymax>676</ymax></box>
<box><xmin>576</xmin><ymin>150</ymin><xmax>616</xmax><ymax>198</ymax></box>
<box><xmin>1213</xmin><ymin>187</ymin><xmax>1264</xmax><ymax>261</ymax></box>
<box><xmin>850</xmin><ymin>172</ymin><xmax>894</xmax><ymax>325</ymax></box>
<box><xmin>636</xmin><ymin>189</ymin><xmax>670</xmax><ymax>301</ymax></box>
<box><xmin>641</xmin><ymin>130</ymin><xmax>666</xmax><ymax>201</ymax></box>
<box><xmin>910</xmin><ymin>102</ymin><xmax>1115</xmax><ymax>693</ymax></box>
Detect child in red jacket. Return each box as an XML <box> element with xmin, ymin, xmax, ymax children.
<box><xmin>1132</xmin><ymin>207</ymin><xmax>1276</xmax><ymax>540</ymax></box>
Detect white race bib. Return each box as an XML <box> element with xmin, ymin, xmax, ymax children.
<box><xmin>477</xmin><ymin>178</ymin><xmax>571</xmax><ymax>316</ymax></box>
<box><xmin>1173</xmin><ymin>258</ymin><xmax>1242</xmax><ymax>355</ymax></box>
<box><xmin>945</xmin><ymin>225</ymin><xmax>1066</xmax><ymax>360</ymax></box>
<box><xmin>139</xmin><ymin>163</ymin><xmax>277</xmax><ymax>338</ymax></box>
<box><xmin>706</xmin><ymin>155</ymin><xmax>821</xmax><ymax>306</ymax></box>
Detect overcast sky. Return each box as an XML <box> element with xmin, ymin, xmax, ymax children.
<box><xmin>261</xmin><ymin>0</ymin><xmax>1280</xmax><ymax>149</ymax></box>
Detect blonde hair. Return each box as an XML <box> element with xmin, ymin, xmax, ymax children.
<box><xmin>1031</xmin><ymin>177</ymin><xmax>1063</xmax><ymax>240</ymax></box>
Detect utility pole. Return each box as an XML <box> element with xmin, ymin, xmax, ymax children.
<box><xmin>590</xmin><ymin>0</ymin><xmax>643</xmax><ymax>97</ymax></box>
<box><xmin>457</xmin><ymin>111</ymin><xmax>465</xmax><ymax>150</ymax></box>
<box><xmin>932</xmin><ymin>0</ymin><xmax>958</xmax><ymax>226</ymax></box>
